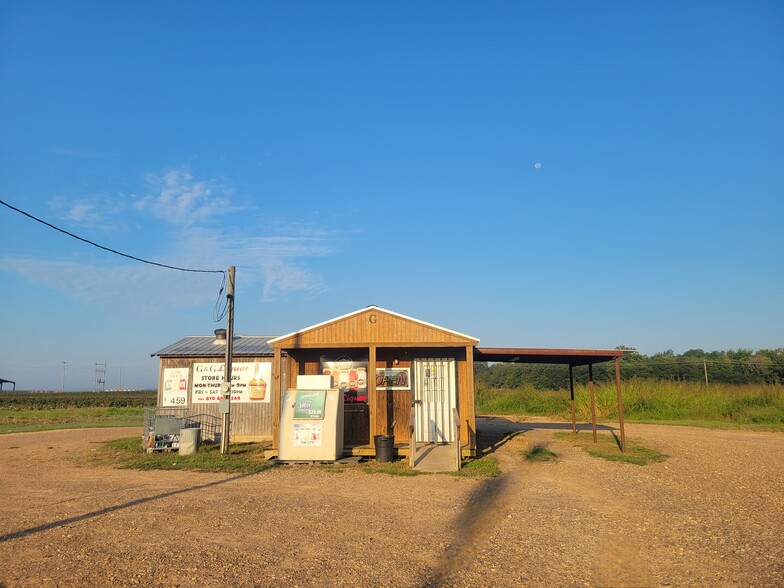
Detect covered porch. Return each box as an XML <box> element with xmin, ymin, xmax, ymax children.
<box><xmin>473</xmin><ymin>347</ymin><xmax>628</xmax><ymax>451</ymax></box>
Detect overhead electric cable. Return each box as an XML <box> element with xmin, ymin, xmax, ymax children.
<box><xmin>214</xmin><ymin>270</ymin><xmax>229</xmax><ymax>322</ymax></box>
<box><xmin>0</xmin><ymin>198</ymin><xmax>224</xmax><ymax>275</ymax></box>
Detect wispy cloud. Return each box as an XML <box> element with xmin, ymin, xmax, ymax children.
<box><xmin>48</xmin><ymin>195</ymin><xmax>128</xmax><ymax>233</ymax></box>
<box><xmin>0</xmin><ymin>229</ymin><xmax>334</xmax><ymax>310</ymax></box>
<box><xmin>134</xmin><ymin>166</ymin><xmax>237</xmax><ymax>225</ymax></box>
<box><xmin>66</xmin><ymin>202</ymin><xmax>101</xmax><ymax>224</ymax></box>
<box><xmin>176</xmin><ymin>228</ymin><xmax>335</xmax><ymax>301</ymax></box>
<box><xmin>3</xmin><ymin>165</ymin><xmax>340</xmax><ymax>309</ymax></box>
<box><xmin>259</xmin><ymin>259</ymin><xmax>327</xmax><ymax>301</ymax></box>
<box><xmin>0</xmin><ymin>256</ymin><xmax>221</xmax><ymax>311</ymax></box>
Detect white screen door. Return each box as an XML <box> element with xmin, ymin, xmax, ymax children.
<box><xmin>413</xmin><ymin>357</ymin><xmax>456</xmax><ymax>443</ymax></box>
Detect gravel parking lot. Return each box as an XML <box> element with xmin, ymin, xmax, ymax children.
<box><xmin>1</xmin><ymin>418</ymin><xmax>782</xmax><ymax>587</ymax></box>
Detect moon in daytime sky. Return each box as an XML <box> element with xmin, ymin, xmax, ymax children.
<box><xmin>534</xmin><ymin>162</ymin><xmax>542</xmax><ymax>169</ymax></box>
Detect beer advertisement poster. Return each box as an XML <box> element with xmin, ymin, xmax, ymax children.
<box><xmin>162</xmin><ymin>367</ymin><xmax>189</xmax><ymax>406</ymax></box>
<box><xmin>320</xmin><ymin>355</ymin><xmax>368</xmax><ymax>403</ymax></box>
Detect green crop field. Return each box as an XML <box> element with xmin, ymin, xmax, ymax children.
<box><xmin>0</xmin><ymin>391</ymin><xmax>157</xmax><ymax>434</ymax></box>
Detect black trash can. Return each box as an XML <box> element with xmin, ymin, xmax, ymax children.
<box><xmin>374</xmin><ymin>434</ymin><xmax>395</xmax><ymax>462</ymax></box>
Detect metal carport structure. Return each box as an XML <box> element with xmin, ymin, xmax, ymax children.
<box><xmin>473</xmin><ymin>347</ymin><xmax>627</xmax><ymax>451</ymax></box>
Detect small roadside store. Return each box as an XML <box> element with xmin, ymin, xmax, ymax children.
<box><xmin>268</xmin><ymin>306</ymin><xmax>480</xmax><ymax>458</ymax></box>
<box><xmin>151</xmin><ymin>305</ymin><xmax>627</xmax><ymax>460</ymax></box>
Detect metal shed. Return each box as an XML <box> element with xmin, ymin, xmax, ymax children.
<box><xmin>151</xmin><ymin>330</ymin><xmax>279</xmax><ymax>442</ymax></box>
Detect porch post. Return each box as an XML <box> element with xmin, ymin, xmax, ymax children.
<box><xmin>464</xmin><ymin>345</ymin><xmax>476</xmax><ymax>455</ymax></box>
<box><xmin>569</xmin><ymin>364</ymin><xmax>576</xmax><ymax>435</ymax></box>
<box><xmin>615</xmin><ymin>357</ymin><xmax>626</xmax><ymax>452</ymax></box>
<box><xmin>369</xmin><ymin>345</ymin><xmax>377</xmax><ymax>449</ymax></box>
<box><xmin>588</xmin><ymin>363</ymin><xmax>598</xmax><ymax>444</ymax></box>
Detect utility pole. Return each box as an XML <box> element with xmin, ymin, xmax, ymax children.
<box><xmin>61</xmin><ymin>361</ymin><xmax>68</xmax><ymax>393</ymax></box>
<box><xmin>220</xmin><ymin>266</ymin><xmax>235</xmax><ymax>454</ymax></box>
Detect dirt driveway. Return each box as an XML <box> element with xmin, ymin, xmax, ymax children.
<box><xmin>1</xmin><ymin>419</ymin><xmax>782</xmax><ymax>587</ymax></box>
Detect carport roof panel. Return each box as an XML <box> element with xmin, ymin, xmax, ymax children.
<box><xmin>475</xmin><ymin>347</ymin><xmax>624</xmax><ymax>366</ymax></box>
<box><xmin>151</xmin><ymin>336</ymin><xmax>277</xmax><ymax>357</ymax></box>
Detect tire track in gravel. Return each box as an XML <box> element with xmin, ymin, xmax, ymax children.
<box><xmin>424</xmin><ymin>436</ymin><xmax>525</xmax><ymax>587</ymax></box>
<box><xmin>424</xmin><ymin>428</ymin><xmax>657</xmax><ymax>588</ymax></box>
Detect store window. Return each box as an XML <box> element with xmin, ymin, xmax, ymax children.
<box><xmin>320</xmin><ymin>355</ymin><xmax>368</xmax><ymax>403</ymax></box>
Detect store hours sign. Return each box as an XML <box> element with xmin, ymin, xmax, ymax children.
<box><xmin>190</xmin><ymin>362</ymin><xmax>271</xmax><ymax>404</ymax></box>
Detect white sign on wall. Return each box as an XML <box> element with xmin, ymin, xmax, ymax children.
<box><xmin>190</xmin><ymin>362</ymin><xmax>271</xmax><ymax>404</ymax></box>
<box><xmin>293</xmin><ymin>423</ymin><xmax>323</xmax><ymax>447</ymax></box>
<box><xmin>162</xmin><ymin>367</ymin><xmax>189</xmax><ymax>407</ymax></box>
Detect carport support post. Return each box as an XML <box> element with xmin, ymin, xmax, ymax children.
<box><xmin>615</xmin><ymin>358</ymin><xmax>626</xmax><ymax>452</ymax></box>
<box><xmin>569</xmin><ymin>364</ymin><xmax>576</xmax><ymax>435</ymax></box>
<box><xmin>588</xmin><ymin>363</ymin><xmax>597</xmax><ymax>444</ymax></box>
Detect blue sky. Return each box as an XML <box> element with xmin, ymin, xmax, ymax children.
<box><xmin>1</xmin><ymin>1</ymin><xmax>782</xmax><ymax>391</ymax></box>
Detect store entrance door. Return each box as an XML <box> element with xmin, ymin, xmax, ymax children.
<box><xmin>412</xmin><ymin>358</ymin><xmax>456</xmax><ymax>443</ymax></box>
<box><xmin>343</xmin><ymin>403</ymin><xmax>370</xmax><ymax>445</ymax></box>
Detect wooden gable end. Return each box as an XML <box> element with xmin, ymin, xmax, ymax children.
<box><xmin>272</xmin><ymin>307</ymin><xmax>478</xmax><ymax>348</ymax></box>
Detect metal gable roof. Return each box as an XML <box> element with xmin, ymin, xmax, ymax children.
<box><xmin>151</xmin><ymin>335</ymin><xmax>277</xmax><ymax>358</ymax></box>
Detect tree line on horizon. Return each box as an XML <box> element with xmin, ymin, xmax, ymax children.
<box><xmin>475</xmin><ymin>348</ymin><xmax>784</xmax><ymax>389</ymax></box>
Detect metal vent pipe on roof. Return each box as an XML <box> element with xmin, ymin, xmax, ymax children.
<box><xmin>214</xmin><ymin>328</ymin><xmax>227</xmax><ymax>344</ymax></box>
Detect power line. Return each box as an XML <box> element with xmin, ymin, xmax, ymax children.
<box><xmin>1</xmin><ymin>198</ymin><xmax>224</xmax><ymax>275</ymax></box>
<box><xmin>214</xmin><ymin>270</ymin><xmax>228</xmax><ymax>321</ymax></box>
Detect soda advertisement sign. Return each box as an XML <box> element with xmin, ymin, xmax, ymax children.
<box><xmin>162</xmin><ymin>367</ymin><xmax>189</xmax><ymax>407</ymax></box>
<box><xmin>293</xmin><ymin>423</ymin><xmax>323</xmax><ymax>447</ymax></box>
<box><xmin>191</xmin><ymin>362</ymin><xmax>271</xmax><ymax>404</ymax></box>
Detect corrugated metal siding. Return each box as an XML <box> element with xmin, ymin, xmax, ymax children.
<box><xmin>152</xmin><ymin>336</ymin><xmax>277</xmax><ymax>358</ymax></box>
<box><xmin>158</xmin><ymin>355</ymin><xmax>282</xmax><ymax>440</ymax></box>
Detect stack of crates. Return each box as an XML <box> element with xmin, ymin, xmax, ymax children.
<box><xmin>143</xmin><ymin>407</ymin><xmax>185</xmax><ymax>452</ymax></box>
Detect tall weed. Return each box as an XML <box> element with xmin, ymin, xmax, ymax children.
<box><xmin>477</xmin><ymin>380</ymin><xmax>784</xmax><ymax>427</ymax></box>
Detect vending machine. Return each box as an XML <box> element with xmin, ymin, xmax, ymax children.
<box><xmin>278</xmin><ymin>375</ymin><xmax>344</xmax><ymax>461</ymax></box>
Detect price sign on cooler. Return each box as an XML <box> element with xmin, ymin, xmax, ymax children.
<box><xmin>293</xmin><ymin>391</ymin><xmax>326</xmax><ymax>420</ymax></box>
<box><xmin>162</xmin><ymin>368</ymin><xmax>189</xmax><ymax>406</ymax></box>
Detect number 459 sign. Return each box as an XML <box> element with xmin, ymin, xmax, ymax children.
<box><xmin>162</xmin><ymin>368</ymin><xmax>189</xmax><ymax>406</ymax></box>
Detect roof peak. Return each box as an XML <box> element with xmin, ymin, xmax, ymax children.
<box><xmin>269</xmin><ymin>305</ymin><xmax>479</xmax><ymax>347</ymax></box>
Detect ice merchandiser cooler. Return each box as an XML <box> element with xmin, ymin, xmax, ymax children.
<box><xmin>278</xmin><ymin>375</ymin><xmax>344</xmax><ymax>461</ymax></box>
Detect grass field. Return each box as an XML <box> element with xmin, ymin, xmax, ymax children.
<box><xmin>476</xmin><ymin>380</ymin><xmax>784</xmax><ymax>430</ymax></box>
<box><xmin>2</xmin><ymin>382</ymin><xmax>782</xmax><ymax>436</ymax></box>
<box><xmin>0</xmin><ymin>406</ymin><xmax>147</xmax><ymax>434</ymax></box>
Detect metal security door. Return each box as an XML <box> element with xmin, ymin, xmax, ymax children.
<box><xmin>413</xmin><ymin>358</ymin><xmax>456</xmax><ymax>443</ymax></box>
